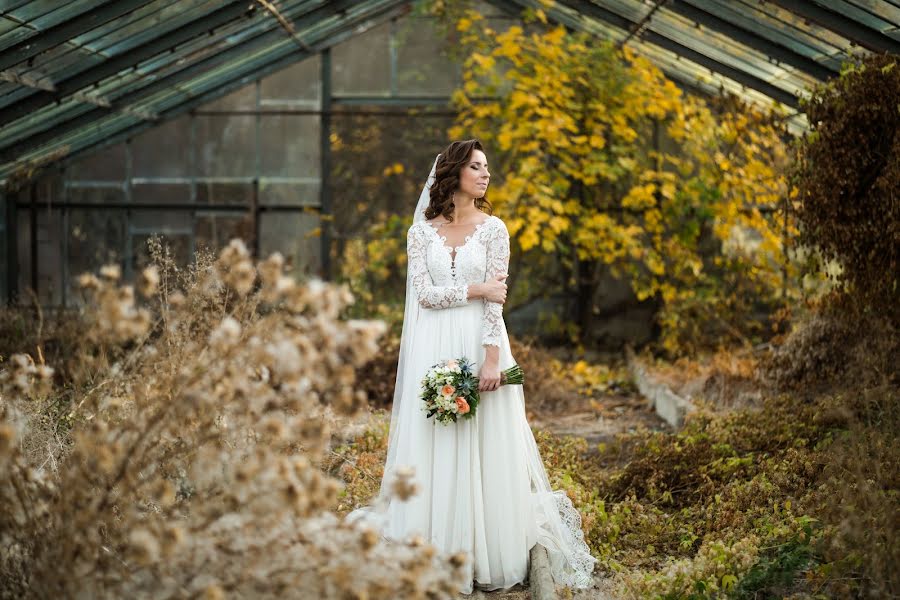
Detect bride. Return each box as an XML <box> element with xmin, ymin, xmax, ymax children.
<box><xmin>347</xmin><ymin>139</ymin><xmax>596</xmax><ymax>594</ymax></box>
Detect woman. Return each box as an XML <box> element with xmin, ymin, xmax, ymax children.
<box><xmin>347</xmin><ymin>140</ymin><xmax>596</xmax><ymax>594</ymax></box>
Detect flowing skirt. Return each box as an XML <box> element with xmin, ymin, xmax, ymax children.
<box><xmin>347</xmin><ymin>301</ymin><xmax>596</xmax><ymax>594</ymax></box>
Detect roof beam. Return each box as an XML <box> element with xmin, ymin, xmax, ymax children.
<box><xmin>0</xmin><ymin>1</ymin><xmax>255</xmax><ymax>127</ymax></box>
<box><xmin>0</xmin><ymin>0</ymin><xmax>156</xmax><ymax>70</ymax></box>
<box><xmin>667</xmin><ymin>0</ymin><xmax>837</xmax><ymax>80</ymax></box>
<box><xmin>765</xmin><ymin>0</ymin><xmax>900</xmax><ymax>55</ymax></box>
<box><xmin>556</xmin><ymin>0</ymin><xmax>801</xmax><ymax>107</ymax></box>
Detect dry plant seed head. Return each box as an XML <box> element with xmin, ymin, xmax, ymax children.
<box><xmin>359</xmin><ymin>527</ymin><xmax>379</xmax><ymax>551</ymax></box>
<box><xmin>152</xmin><ymin>479</ymin><xmax>177</xmax><ymax>508</ymax></box>
<box><xmin>99</xmin><ymin>264</ymin><xmax>122</xmax><ymax>281</ymax></box>
<box><xmin>227</xmin><ymin>259</ymin><xmax>256</xmax><ymax>297</ymax></box>
<box><xmin>390</xmin><ymin>466</ymin><xmax>419</xmax><ymax>501</ymax></box>
<box><xmin>201</xmin><ymin>584</ymin><xmax>225</xmax><ymax>600</ymax></box>
<box><xmin>128</xmin><ymin>528</ymin><xmax>160</xmax><ymax>566</ymax></box>
<box><xmin>449</xmin><ymin>551</ymin><xmax>468</xmax><ymax>569</ymax></box>
<box><xmin>77</xmin><ymin>272</ymin><xmax>100</xmax><ymax>290</ymax></box>
<box><xmin>261</xmin><ymin>416</ymin><xmax>286</xmax><ymax>440</ymax></box>
<box><xmin>209</xmin><ymin>317</ymin><xmax>242</xmax><ymax>350</ymax></box>
<box><xmin>160</xmin><ymin>524</ymin><xmax>185</xmax><ymax>557</ymax></box>
<box><xmin>168</xmin><ymin>290</ymin><xmax>186</xmax><ymax>308</ymax></box>
<box><xmin>258</xmin><ymin>252</ymin><xmax>285</xmax><ymax>286</ymax></box>
<box><xmin>138</xmin><ymin>266</ymin><xmax>160</xmax><ymax>297</ymax></box>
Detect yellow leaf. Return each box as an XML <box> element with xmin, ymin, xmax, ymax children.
<box><xmin>520</xmin><ymin>227</ymin><xmax>539</xmax><ymax>251</ymax></box>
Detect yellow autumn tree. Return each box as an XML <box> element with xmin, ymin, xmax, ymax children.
<box><xmin>426</xmin><ymin>0</ymin><xmax>800</xmax><ymax>354</ymax></box>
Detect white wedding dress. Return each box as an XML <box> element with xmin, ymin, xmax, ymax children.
<box><xmin>347</xmin><ymin>213</ymin><xmax>596</xmax><ymax>594</ymax></box>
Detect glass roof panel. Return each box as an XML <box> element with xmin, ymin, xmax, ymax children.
<box><xmin>0</xmin><ymin>17</ymin><xmax>22</xmax><ymax>38</ymax></box>
<box><xmin>830</xmin><ymin>0</ymin><xmax>899</xmax><ymax>33</ymax></box>
<box><xmin>5</xmin><ymin>0</ymin><xmax>896</xmax><ymax>185</ymax></box>
<box><xmin>730</xmin><ymin>0</ymin><xmax>862</xmax><ymax>52</ymax></box>
<box><xmin>5</xmin><ymin>0</ymin><xmax>231</xmax><ymax>85</ymax></box>
<box><xmin>0</xmin><ymin>0</ymin><xmax>405</xmax><ymax>183</ymax></box>
<box><xmin>0</xmin><ymin>3</ymin><xmax>319</xmax><ymax>150</ymax></box>
<box><xmin>846</xmin><ymin>0</ymin><xmax>900</xmax><ymax>29</ymax></box>
<box><xmin>0</xmin><ymin>0</ymin><xmax>104</xmax><ymax>51</ymax></box>
<box><xmin>74</xmin><ymin>0</ymin><xmax>214</xmax><ymax>55</ymax></box>
<box><xmin>682</xmin><ymin>0</ymin><xmax>847</xmax><ymax>71</ymax></box>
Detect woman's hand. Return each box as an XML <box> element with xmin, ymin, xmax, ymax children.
<box><xmin>478</xmin><ymin>360</ymin><xmax>501</xmax><ymax>392</ymax></box>
<box><xmin>482</xmin><ymin>273</ymin><xmax>508</xmax><ymax>304</ymax></box>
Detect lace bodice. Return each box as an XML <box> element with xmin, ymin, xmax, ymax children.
<box><xmin>407</xmin><ymin>214</ymin><xmax>510</xmax><ymax>347</ymax></box>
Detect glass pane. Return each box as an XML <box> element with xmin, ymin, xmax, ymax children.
<box><xmin>36</xmin><ymin>209</ymin><xmax>63</xmax><ymax>305</ymax></box>
<box><xmin>200</xmin><ymin>82</ymin><xmax>257</xmax><ymax>112</ymax></box>
<box><xmin>260</xmin><ymin>55</ymin><xmax>321</xmax><ymax>109</ymax></box>
<box><xmin>259</xmin><ymin>211</ymin><xmax>320</xmax><ymax>278</ymax></box>
<box><xmin>131</xmin><ymin>115</ymin><xmax>191</xmax><ymax>177</ymax></box>
<box><xmin>131</xmin><ymin>183</ymin><xmax>190</xmax><ymax>205</ymax></box>
<box><xmin>395</xmin><ymin>17</ymin><xmax>459</xmax><ymax>96</ymax></box>
<box><xmin>131</xmin><ymin>233</ymin><xmax>191</xmax><ymax>273</ymax></box>
<box><xmin>330</xmin><ymin>109</ymin><xmax>455</xmax><ymax>240</ymax></box>
<box><xmin>332</xmin><ymin>19</ymin><xmax>391</xmax><ymax>95</ymax></box>
<box><xmin>196</xmin><ymin>182</ymin><xmax>252</xmax><ymax>206</ymax></box>
<box><xmin>68</xmin><ymin>208</ymin><xmax>126</xmax><ymax>297</ymax></box>
<box><xmin>258</xmin><ymin>115</ymin><xmax>319</xmax><ymax>178</ymax></box>
<box><xmin>258</xmin><ymin>181</ymin><xmax>320</xmax><ymax>207</ymax></box>
<box><xmin>195</xmin><ymin>115</ymin><xmax>256</xmax><ymax>177</ymax></box>
<box><xmin>67</xmin><ymin>186</ymin><xmax>126</xmax><ymax>205</ymax></box>
<box><xmin>195</xmin><ymin>213</ymin><xmax>253</xmax><ymax>253</ymax></box>
<box><xmin>15</xmin><ymin>204</ymin><xmax>30</xmax><ymax>303</ymax></box>
<box><xmin>67</xmin><ymin>144</ymin><xmax>127</xmax><ymax>181</ymax></box>
<box><xmin>130</xmin><ymin>210</ymin><xmax>192</xmax><ymax>233</ymax></box>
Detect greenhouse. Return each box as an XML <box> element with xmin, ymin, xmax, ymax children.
<box><xmin>0</xmin><ymin>1</ymin><xmax>897</xmax><ymax>599</ymax></box>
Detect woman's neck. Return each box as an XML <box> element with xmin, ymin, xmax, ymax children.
<box><xmin>448</xmin><ymin>196</ymin><xmax>480</xmax><ymax>222</ymax></box>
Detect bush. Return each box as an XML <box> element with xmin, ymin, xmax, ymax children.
<box><xmin>790</xmin><ymin>53</ymin><xmax>900</xmax><ymax>315</ymax></box>
<box><xmin>0</xmin><ymin>240</ymin><xmax>468</xmax><ymax>599</ymax></box>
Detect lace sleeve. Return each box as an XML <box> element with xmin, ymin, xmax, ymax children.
<box><xmin>408</xmin><ymin>224</ymin><xmax>470</xmax><ymax>309</ymax></box>
<box><xmin>481</xmin><ymin>218</ymin><xmax>510</xmax><ymax>347</ymax></box>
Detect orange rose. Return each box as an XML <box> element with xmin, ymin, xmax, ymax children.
<box><xmin>441</xmin><ymin>384</ymin><xmax>456</xmax><ymax>397</ymax></box>
<box><xmin>455</xmin><ymin>397</ymin><xmax>470</xmax><ymax>414</ymax></box>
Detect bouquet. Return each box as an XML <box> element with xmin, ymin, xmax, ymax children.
<box><xmin>419</xmin><ymin>356</ymin><xmax>525</xmax><ymax>425</ymax></box>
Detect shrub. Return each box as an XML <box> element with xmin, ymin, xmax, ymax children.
<box><xmin>789</xmin><ymin>53</ymin><xmax>900</xmax><ymax>315</ymax></box>
<box><xmin>0</xmin><ymin>240</ymin><xmax>468</xmax><ymax>599</ymax></box>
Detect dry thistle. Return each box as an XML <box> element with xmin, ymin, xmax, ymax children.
<box><xmin>390</xmin><ymin>466</ymin><xmax>419</xmax><ymax>501</ymax></box>
<box><xmin>0</xmin><ymin>239</ymin><xmax>468</xmax><ymax>599</ymax></box>
<box><xmin>138</xmin><ymin>265</ymin><xmax>160</xmax><ymax>297</ymax></box>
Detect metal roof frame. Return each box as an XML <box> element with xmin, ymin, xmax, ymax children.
<box><xmin>0</xmin><ymin>2</ymin><xmax>254</xmax><ymax>124</ymax></box>
<box><xmin>0</xmin><ymin>0</ymin><xmax>410</xmax><ymax>184</ymax></box>
<box><xmin>0</xmin><ymin>0</ymin><xmax>893</xmax><ymax>187</ymax></box>
<box><xmin>0</xmin><ymin>1</ymin><xmax>346</xmax><ymax>159</ymax></box>
<box><xmin>0</xmin><ymin>0</ymin><xmax>157</xmax><ymax>70</ymax></box>
<box><xmin>767</xmin><ymin>0</ymin><xmax>900</xmax><ymax>55</ymax></box>
<box><xmin>665</xmin><ymin>0</ymin><xmax>837</xmax><ymax>81</ymax></box>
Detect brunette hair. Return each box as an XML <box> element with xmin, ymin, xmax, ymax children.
<box><xmin>425</xmin><ymin>139</ymin><xmax>493</xmax><ymax>222</ymax></box>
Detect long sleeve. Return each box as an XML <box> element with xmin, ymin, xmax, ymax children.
<box><xmin>481</xmin><ymin>219</ymin><xmax>510</xmax><ymax>347</ymax></box>
<box><xmin>407</xmin><ymin>224</ymin><xmax>470</xmax><ymax>309</ymax></box>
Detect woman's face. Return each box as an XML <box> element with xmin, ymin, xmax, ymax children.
<box><xmin>457</xmin><ymin>149</ymin><xmax>490</xmax><ymax>200</ymax></box>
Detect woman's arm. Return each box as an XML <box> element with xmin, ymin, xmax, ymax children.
<box><xmin>481</xmin><ymin>218</ymin><xmax>511</xmax><ymax>353</ymax></box>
